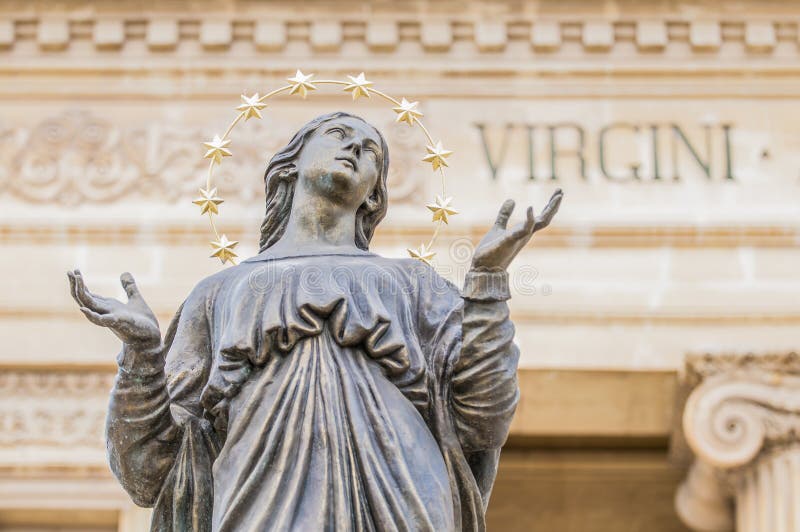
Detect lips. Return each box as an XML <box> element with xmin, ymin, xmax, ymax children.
<box><xmin>335</xmin><ymin>155</ymin><xmax>357</xmax><ymax>171</ymax></box>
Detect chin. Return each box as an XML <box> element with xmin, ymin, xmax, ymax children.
<box><xmin>306</xmin><ymin>169</ymin><xmax>359</xmax><ymax>204</ymax></box>
<box><xmin>328</xmin><ymin>168</ymin><xmax>358</xmax><ymax>191</ymax></box>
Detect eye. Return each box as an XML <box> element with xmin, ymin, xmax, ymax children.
<box><xmin>364</xmin><ymin>147</ymin><xmax>378</xmax><ymax>160</ymax></box>
<box><xmin>326</xmin><ymin>127</ymin><xmax>345</xmax><ymax>139</ymax></box>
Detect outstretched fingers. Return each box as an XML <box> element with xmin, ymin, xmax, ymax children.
<box><xmin>535</xmin><ymin>189</ymin><xmax>564</xmax><ymax>230</ymax></box>
<box><xmin>68</xmin><ymin>270</ymin><xmax>92</xmax><ymax>309</ymax></box>
<box><xmin>67</xmin><ymin>270</ymin><xmax>80</xmax><ymax>304</ymax></box>
<box><xmin>79</xmin><ymin>306</ymin><xmax>115</xmax><ymax>327</ymax></box>
<box><xmin>74</xmin><ymin>270</ymin><xmax>99</xmax><ymax>309</ymax></box>
<box><xmin>511</xmin><ymin>206</ymin><xmax>536</xmax><ymax>239</ymax></box>
<box><xmin>494</xmin><ymin>199</ymin><xmax>516</xmax><ymax>229</ymax></box>
<box><xmin>68</xmin><ymin>270</ymin><xmax>108</xmax><ymax>313</ymax></box>
<box><xmin>120</xmin><ymin>272</ymin><xmax>142</xmax><ymax>302</ymax></box>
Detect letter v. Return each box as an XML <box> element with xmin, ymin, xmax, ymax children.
<box><xmin>474</xmin><ymin>123</ymin><xmax>513</xmax><ymax>180</ymax></box>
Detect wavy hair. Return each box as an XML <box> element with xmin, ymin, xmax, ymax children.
<box><xmin>258</xmin><ymin>112</ymin><xmax>390</xmax><ymax>252</ymax></box>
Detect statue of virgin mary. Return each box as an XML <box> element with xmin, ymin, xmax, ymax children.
<box><xmin>68</xmin><ymin>111</ymin><xmax>562</xmax><ymax>531</ymax></box>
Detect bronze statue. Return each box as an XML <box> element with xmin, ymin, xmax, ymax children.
<box><xmin>67</xmin><ymin>112</ymin><xmax>562</xmax><ymax>531</ymax></box>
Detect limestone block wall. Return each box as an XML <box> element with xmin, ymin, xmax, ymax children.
<box><xmin>0</xmin><ymin>1</ymin><xmax>798</xmax><ymax>529</ymax></box>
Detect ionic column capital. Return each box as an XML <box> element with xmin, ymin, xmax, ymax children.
<box><xmin>673</xmin><ymin>352</ymin><xmax>800</xmax><ymax>532</ymax></box>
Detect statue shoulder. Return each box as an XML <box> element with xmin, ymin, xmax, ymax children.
<box><xmin>183</xmin><ymin>264</ymin><xmax>244</xmax><ymax>307</ymax></box>
<box><xmin>392</xmin><ymin>257</ymin><xmax>460</xmax><ymax>298</ymax></box>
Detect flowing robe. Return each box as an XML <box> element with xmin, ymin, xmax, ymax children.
<box><xmin>106</xmin><ymin>252</ymin><xmax>519</xmax><ymax>531</ymax></box>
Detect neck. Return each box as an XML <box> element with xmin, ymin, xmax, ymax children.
<box><xmin>275</xmin><ymin>188</ymin><xmax>360</xmax><ymax>252</ymax></box>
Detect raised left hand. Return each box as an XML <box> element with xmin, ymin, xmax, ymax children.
<box><xmin>67</xmin><ymin>270</ymin><xmax>161</xmax><ymax>350</ymax></box>
<box><xmin>471</xmin><ymin>189</ymin><xmax>563</xmax><ymax>271</ymax></box>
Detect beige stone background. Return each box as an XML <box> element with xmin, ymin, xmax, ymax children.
<box><xmin>1</xmin><ymin>1</ymin><xmax>799</xmax><ymax>530</ymax></box>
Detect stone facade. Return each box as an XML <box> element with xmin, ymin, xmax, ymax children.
<box><xmin>0</xmin><ymin>0</ymin><xmax>798</xmax><ymax>530</ymax></box>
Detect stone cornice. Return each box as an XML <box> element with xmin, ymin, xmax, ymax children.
<box><xmin>0</xmin><ymin>13</ymin><xmax>799</xmax><ymax>86</ymax></box>
<box><xmin>2</xmin><ymin>9</ymin><xmax>800</xmax><ymax>99</ymax></box>
<box><xmin>0</xmin><ymin>16</ymin><xmax>796</xmax><ymax>54</ymax></box>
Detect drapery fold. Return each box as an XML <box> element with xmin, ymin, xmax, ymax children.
<box><xmin>199</xmin><ymin>258</ymin><xmax>431</xmax><ymax>437</ymax></box>
<box><xmin>211</xmin><ymin>326</ymin><xmax>453</xmax><ymax>531</ymax></box>
<box><xmin>151</xmin><ymin>406</ymin><xmax>220</xmax><ymax>532</ymax></box>
<box><xmin>105</xmin><ymin>254</ymin><xmax>519</xmax><ymax>531</ymax></box>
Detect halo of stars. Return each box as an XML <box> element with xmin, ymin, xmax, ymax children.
<box><xmin>198</xmin><ymin>70</ymin><xmax>455</xmax><ymax>265</ymax></box>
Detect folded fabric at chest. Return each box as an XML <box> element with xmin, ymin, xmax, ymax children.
<box><xmin>211</xmin><ymin>327</ymin><xmax>455</xmax><ymax>532</ymax></box>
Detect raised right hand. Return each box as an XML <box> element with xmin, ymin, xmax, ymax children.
<box><xmin>67</xmin><ymin>269</ymin><xmax>161</xmax><ymax>350</ymax></box>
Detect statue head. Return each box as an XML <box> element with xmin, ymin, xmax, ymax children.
<box><xmin>258</xmin><ymin>112</ymin><xmax>390</xmax><ymax>252</ymax></box>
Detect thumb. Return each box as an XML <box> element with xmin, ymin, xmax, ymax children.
<box><xmin>120</xmin><ymin>272</ymin><xmax>141</xmax><ymax>301</ymax></box>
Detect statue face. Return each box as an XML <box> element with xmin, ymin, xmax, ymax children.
<box><xmin>295</xmin><ymin>116</ymin><xmax>383</xmax><ymax>209</ymax></box>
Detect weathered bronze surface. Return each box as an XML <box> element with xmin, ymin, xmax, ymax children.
<box><xmin>67</xmin><ymin>112</ymin><xmax>562</xmax><ymax>531</ymax></box>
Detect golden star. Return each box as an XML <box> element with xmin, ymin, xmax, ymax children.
<box><xmin>393</xmin><ymin>98</ymin><xmax>423</xmax><ymax>125</ymax></box>
<box><xmin>343</xmin><ymin>72</ymin><xmax>373</xmax><ymax>100</ymax></box>
<box><xmin>192</xmin><ymin>187</ymin><xmax>224</xmax><ymax>215</ymax></box>
<box><xmin>210</xmin><ymin>234</ymin><xmax>239</xmax><ymax>265</ymax></box>
<box><xmin>422</xmin><ymin>141</ymin><xmax>453</xmax><ymax>171</ymax></box>
<box><xmin>287</xmin><ymin>69</ymin><xmax>317</xmax><ymax>99</ymax></box>
<box><xmin>203</xmin><ymin>135</ymin><xmax>232</xmax><ymax>165</ymax></box>
<box><xmin>407</xmin><ymin>243</ymin><xmax>436</xmax><ymax>265</ymax></box>
<box><xmin>236</xmin><ymin>93</ymin><xmax>267</xmax><ymax>120</ymax></box>
<box><xmin>426</xmin><ymin>195</ymin><xmax>458</xmax><ymax>224</ymax></box>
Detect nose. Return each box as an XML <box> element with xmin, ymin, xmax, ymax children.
<box><xmin>344</xmin><ymin>138</ymin><xmax>361</xmax><ymax>159</ymax></box>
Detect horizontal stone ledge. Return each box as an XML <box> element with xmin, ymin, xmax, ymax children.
<box><xmin>4</xmin><ymin>59</ymin><xmax>800</xmax><ymax>77</ymax></box>
<box><xmin>3</xmin><ymin>73</ymin><xmax>800</xmax><ymax>101</ymax></box>
<box><xmin>0</xmin><ymin>363</ymin><xmax>678</xmax><ymax>443</ymax></box>
<box><xmin>0</xmin><ymin>222</ymin><xmax>797</xmax><ymax>248</ymax></box>
<box><xmin>5</xmin><ymin>307</ymin><xmax>800</xmax><ymax>327</ymax></box>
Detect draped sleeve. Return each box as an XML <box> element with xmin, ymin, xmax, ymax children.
<box><xmin>454</xmin><ymin>268</ymin><xmax>520</xmax><ymax>451</ymax></box>
<box><xmin>105</xmin><ymin>276</ymin><xmax>218</xmax><ymax>528</ymax></box>
<box><xmin>413</xmin><ymin>262</ymin><xmax>520</xmax><ymax>532</ymax></box>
